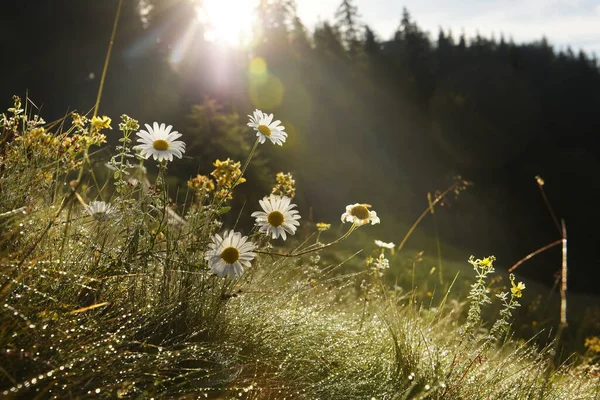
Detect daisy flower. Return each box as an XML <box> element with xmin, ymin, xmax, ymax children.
<box><xmin>341</xmin><ymin>203</ymin><xmax>380</xmax><ymax>226</ymax></box>
<box><xmin>247</xmin><ymin>109</ymin><xmax>287</xmax><ymax>146</ymax></box>
<box><xmin>204</xmin><ymin>230</ymin><xmax>257</xmax><ymax>279</ymax></box>
<box><xmin>251</xmin><ymin>195</ymin><xmax>301</xmax><ymax>240</ymax></box>
<box><xmin>85</xmin><ymin>200</ymin><xmax>117</xmax><ymax>222</ymax></box>
<box><xmin>133</xmin><ymin>122</ymin><xmax>185</xmax><ymax>162</ymax></box>
<box><xmin>375</xmin><ymin>240</ymin><xmax>395</xmax><ymax>249</ymax></box>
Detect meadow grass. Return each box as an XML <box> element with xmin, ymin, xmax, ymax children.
<box><xmin>1</xmin><ymin>97</ymin><xmax>599</xmax><ymax>400</ymax></box>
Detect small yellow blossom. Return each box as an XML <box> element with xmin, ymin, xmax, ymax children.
<box><xmin>211</xmin><ymin>159</ymin><xmax>246</xmax><ymax>200</ymax></box>
<box><xmin>469</xmin><ymin>255</ymin><xmax>496</xmax><ymax>269</ymax></box>
<box><xmin>71</xmin><ymin>113</ymin><xmax>88</xmax><ymax>128</ymax></box>
<box><xmin>188</xmin><ymin>174</ymin><xmax>215</xmax><ymax>199</ymax></box>
<box><xmin>212</xmin><ymin>159</ymin><xmax>246</xmax><ymax>187</ymax></box>
<box><xmin>272</xmin><ymin>172</ymin><xmax>296</xmax><ymax>198</ymax></box>
<box><xmin>478</xmin><ymin>256</ymin><xmax>495</xmax><ymax>268</ymax></box>
<box><xmin>316</xmin><ymin>222</ymin><xmax>331</xmax><ymax>231</ymax></box>
<box><xmin>585</xmin><ymin>336</ymin><xmax>600</xmax><ymax>354</ymax></box>
<box><xmin>91</xmin><ymin>115</ymin><xmax>112</xmax><ymax>131</ymax></box>
<box><xmin>511</xmin><ymin>280</ymin><xmax>526</xmax><ymax>298</ymax></box>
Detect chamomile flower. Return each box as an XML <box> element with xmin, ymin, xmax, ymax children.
<box><xmin>374</xmin><ymin>240</ymin><xmax>395</xmax><ymax>249</ymax></box>
<box><xmin>133</xmin><ymin>122</ymin><xmax>185</xmax><ymax>162</ymax></box>
<box><xmin>341</xmin><ymin>203</ymin><xmax>380</xmax><ymax>226</ymax></box>
<box><xmin>251</xmin><ymin>195</ymin><xmax>301</xmax><ymax>240</ymax></box>
<box><xmin>247</xmin><ymin>109</ymin><xmax>287</xmax><ymax>145</ymax></box>
<box><xmin>85</xmin><ymin>201</ymin><xmax>116</xmax><ymax>222</ymax></box>
<box><xmin>204</xmin><ymin>230</ymin><xmax>257</xmax><ymax>279</ymax></box>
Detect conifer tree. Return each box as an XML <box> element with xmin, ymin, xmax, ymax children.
<box><xmin>364</xmin><ymin>25</ymin><xmax>379</xmax><ymax>55</ymax></box>
<box><xmin>335</xmin><ymin>0</ymin><xmax>361</xmax><ymax>55</ymax></box>
<box><xmin>314</xmin><ymin>22</ymin><xmax>345</xmax><ymax>59</ymax></box>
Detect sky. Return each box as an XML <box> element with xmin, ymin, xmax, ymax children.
<box><xmin>296</xmin><ymin>0</ymin><xmax>600</xmax><ymax>57</ymax></box>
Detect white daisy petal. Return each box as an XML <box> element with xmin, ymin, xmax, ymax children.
<box><xmin>204</xmin><ymin>230</ymin><xmax>257</xmax><ymax>279</ymax></box>
<box><xmin>252</xmin><ymin>195</ymin><xmax>301</xmax><ymax>241</ymax></box>
<box><xmin>375</xmin><ymin>240</ymin><xmax>395</xmax><ymax>249</ymax></box>
<box><xmin>85</xmin><ymin>200</ymin><xmax>117</xmax><ymax>222</ymax></box>
<box><xmin>134</xmin><ymin>121</ymin><xmax>186</xmax><ymax>162</ymax></box>
<box><xmin>248</xmin><ymin>109</ymin><xmax>287</xmax><ymax>146</ymax></box>
<box><xmin>341</xmin><ymin>203</ymin><xmax>381</xmax><ymax>226</ymax></box>
<box><xmin>137</xmin><ymin>130</ymin><xmax>154</xmax><ymax>142</ymax></box>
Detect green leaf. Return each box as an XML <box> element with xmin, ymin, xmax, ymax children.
<box><xmin>217</xmin><ymin>206</ymin><xmax>231</xmax><ymax>215</ymax></box>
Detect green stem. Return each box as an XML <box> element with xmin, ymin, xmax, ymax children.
<box><xmin>16</xmin><ymin>180</ymin><xmax>83</xmax><ymax>269</ymax></box>
<box><xmin>397</xmin><ymin>183</ymin><xmax>457</xmax><ymax>252</ymax></box>
<box><xmin>58</xmin><ymin>194</ymin><xmax>75</xmax><ymax>264</ymax></box>
<box><xmin>240</xmin><ymin>138</ymin><xmax>260</xmax><ymax>178</ymax></box>
<box><xmin>93</xmin><ymin>0</ymin><xmax>123</xmax><ymax>119</ymax></box>
<box><xmin>256</xmin><ymin>222</ymin><xmax>357</xmax><ymax>258</ymax></box>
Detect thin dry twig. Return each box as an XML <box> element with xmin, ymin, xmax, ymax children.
<box><xmin>508</xmin><ymin>239</ymin><xmax>562</xmax><ymax>273</ymax></box>
<box><xmin>560</xmin><ymin>219</ymin><xmax>567</xmax><ymax>327</ymax></box>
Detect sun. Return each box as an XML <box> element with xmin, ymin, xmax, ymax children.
<box><xmin>196</xmin><ymin>0</ymin><xmax>256</xmax><ymax>46</ymax></box>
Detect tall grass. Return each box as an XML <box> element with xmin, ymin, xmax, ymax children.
<box><xmin>0</xmin><ymin>96</ymin><xmax>598</xmax><ymax>400</ymax></box>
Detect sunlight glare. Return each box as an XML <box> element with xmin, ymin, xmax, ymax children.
<box><xmin>196</xmin><ymin>0</ymin><xmax>256</xmax><ymax>46</ymax></box>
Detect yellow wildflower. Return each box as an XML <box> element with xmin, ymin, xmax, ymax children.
<box><xmin>478</xmin><ymin>256</ymin><xmax>495</xmax><ymax>268</ymax></box>
<box><xmin>211</xmin><ymin>159</ymin><xmax>246</xmax><ymax>194</ymax></box>
<box><xmin>91</xmin><ymin>115</ymin><xmax>112</xmax><ymax>131</ymax></box>
<box><xmin>187</xmin><ymin>174</ymin><xmax>215</xmax><ymax>199</ymax></box>
<box><xmin>71</xmin><ymin>113</ymin><xmax>88</xmax><ymax>129</ymax></box>
<box><xmin>316</xmin><ymin>222</ymin><xmax>331</xmax><ymax>231</ymax></box>
<box><xmin>272</xmin><ymin>172</ymin><xmax>296</xmax><ymax>198</ymax></box>
<box><xmin>585</xmin><ymin>336</ymin><xmax>600</xmax><ymax>354</ymax></box>
<box><xmin>511</xmin><ymin>280</ymin><xmax>526</xmax><ymax>298</ymax></box>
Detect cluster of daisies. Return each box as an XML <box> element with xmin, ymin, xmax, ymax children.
<box><xmin>85</xmin><ymin>109</ymin><xmax>381</xmax><ymax>280</ymax></box>
<box><xmin>206</xmin><ymin>199</ymin><xmax>380</xmax><ymax>279</ymax></box>
<box><xmin>130</xmin><ymin>109</ymin><xmax>286</xmax><ymax>163</ymax></box>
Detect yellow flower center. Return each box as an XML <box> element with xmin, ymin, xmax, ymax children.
<box><xmin>350</xmin><ymin>205</ymin><xmax>370</xmax><ymax>220</ymax></box>
<box><xmin>258</xmin><ymin>124</ymin><xmax>271</xmax><ymax>137</ymax></box>
<box><xmin>267</xmin><ymin>211</ymin><xmax>285</xmax><ymax>227</ymax></box>
<box><xmin>153</xmin><ymin>139</ymin><xmax>169</xmax><ymax>151</ymax></box>
<box><xmin>221</xmin><ymin>247</ymin><xmax>240</xmax><ymax>264</ymax></box>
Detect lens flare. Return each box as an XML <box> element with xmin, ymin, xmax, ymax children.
<box><xmin>196</xmin><ymin>0</ymin><xmax>255</xmax><ymax>46</ymax></box>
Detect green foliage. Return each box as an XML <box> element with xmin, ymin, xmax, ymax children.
<box><xmin>3</xmin><ymin>2</ymin><xmax>600</xmax><ymax>297</ymax></box>
<box><xmin>182</xmin><ymin>98</ymin><xmax>273</xmax><ymax>196</ymax></box>
<box><xmin>464</xmin><ymin>255</ymin><xmax>497</xmax><ymax>336</ymax></box>
<box><xmin>0</xmin><ymin>99</ymin><xmax>598</xmax><ymax>399</ymax></box>
<box><xmin>488</xmin><ymin>274</ymin><xmax>524</xmax><ymax>342</ymax></box>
